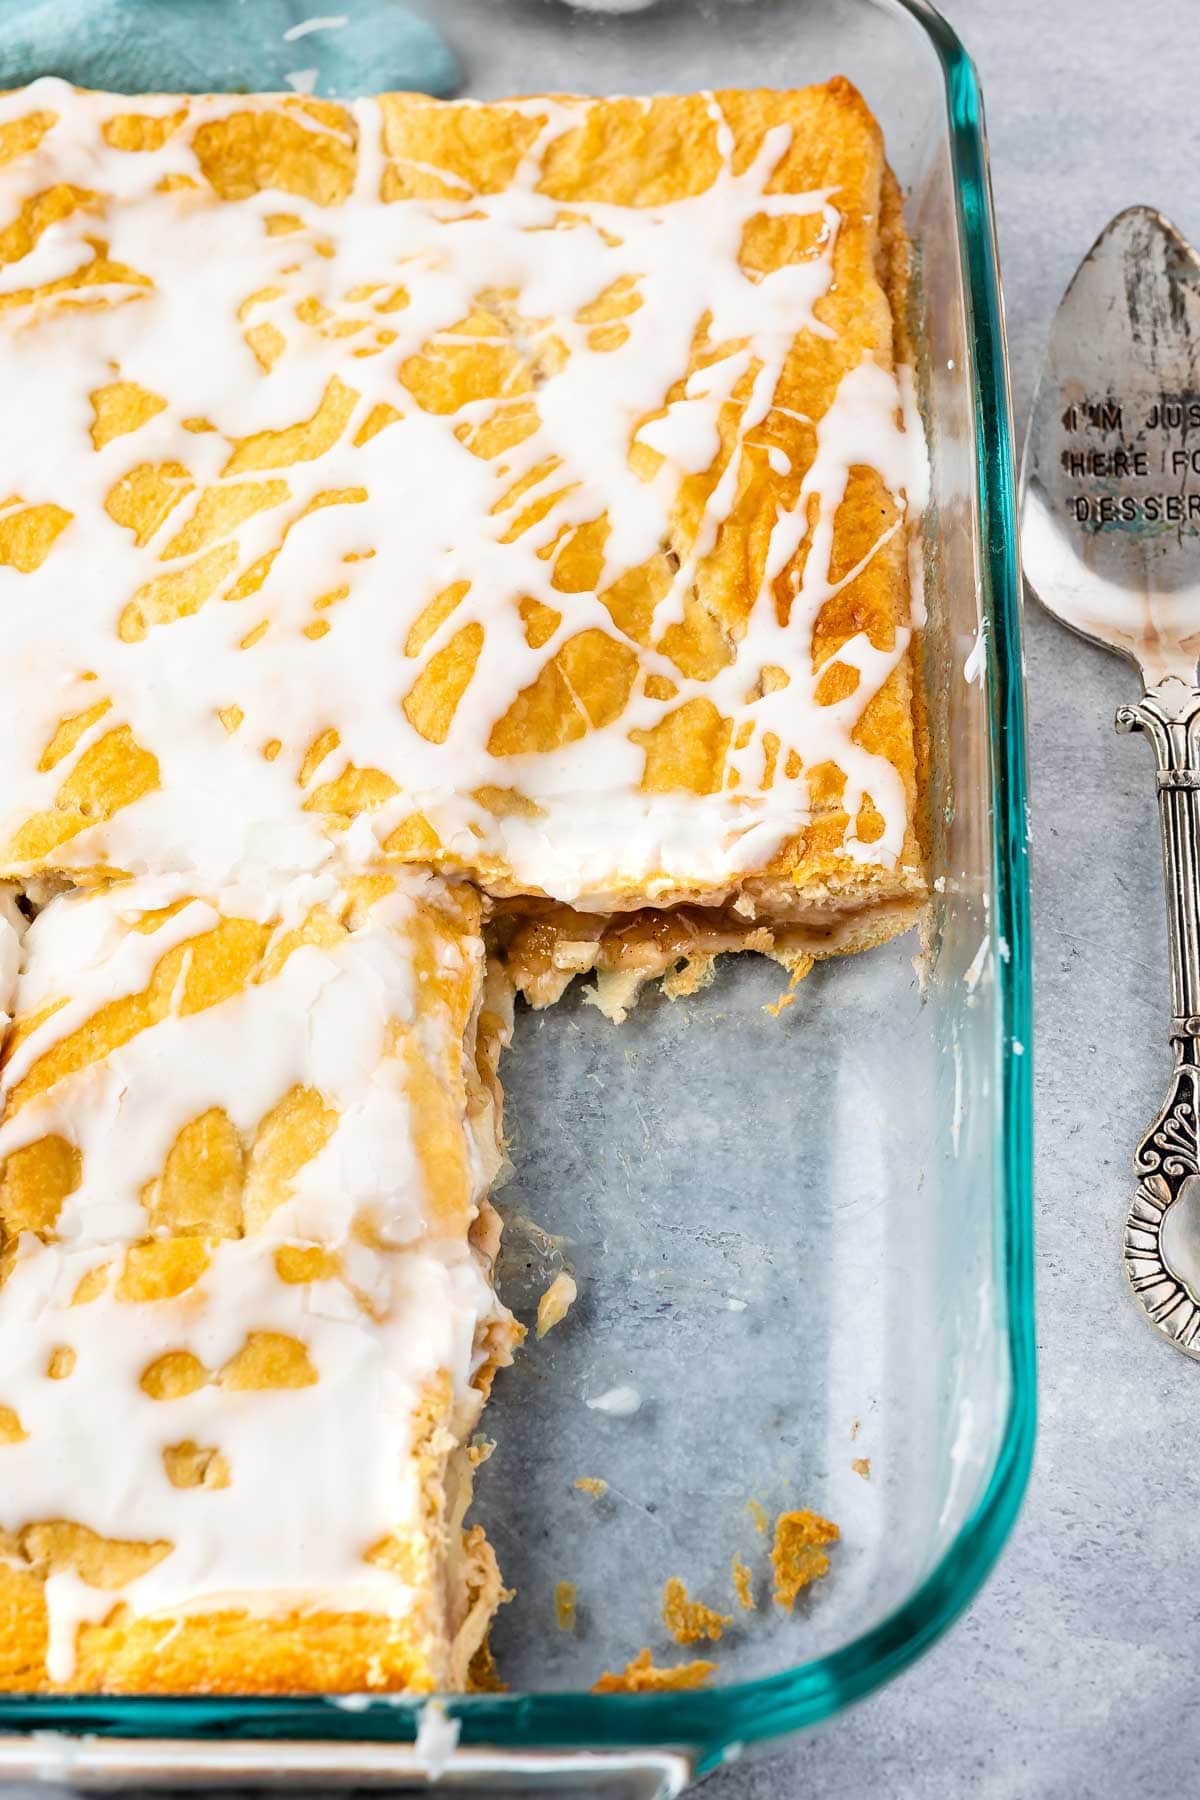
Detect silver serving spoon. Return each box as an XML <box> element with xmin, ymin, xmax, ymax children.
<box><xmin>1023</xmin><ymin>205</ymin><xmax>1200</xmax><ymax>1356</ymax></box>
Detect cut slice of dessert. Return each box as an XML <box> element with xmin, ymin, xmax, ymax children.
<box><xmin>0</xmin><ymin>868</ymin><xmax>517</xmax><ymax>1692</ymax></box>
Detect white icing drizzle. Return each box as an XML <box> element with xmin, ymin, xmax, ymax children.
<box><xmin>414</xmin><ymin>1697</ymin><xmax>461</xmax><ymax>1776</ymax></box>
<box><xmin>585</xmin><ymin>1383</ymin><xmax>641</xmax><ymax>1416</ymax></box>
<box><xmin>0</xmin><ymin>81</ymin><xmax>926</xmax><ymax>904</ymax></box>
<box><xmin>0</xmin><ymin>869</ymin><xmax>511</xmax><ymax>1675</ymax></box>
<box><xmin>964</xmin><ymin>633</ymin><xmax>986</xmax><ymax>685</ymax></box>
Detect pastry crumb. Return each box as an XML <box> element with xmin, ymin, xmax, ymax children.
<box><xmin>662</xmin><ymin>1576</ymin><xmax>731</xmax><ymax>1645</ymax></box>
<box><xmin>592</xmin><ymin>1647</ymin><xmax>716</xmax><ymax>1694</ymax></box>
<box><xmin>852</xmin><ymin>1457</ymin><xmax>871</xmax><ymax>1480</ymax></box>
<box><xmin>574</xmin><ymin>1476</ymin><xmax>608</xmax><ymax>1498</ymax></box>
<box><xmin>536</xmin><ymin>1272</ymin><xmax>578</xmax><ymax>1339</ymax></box>
<box><xmin>731</xmin><ymin>1554</ymin><xmax>755</xmax><ymax>1612</ymax></box>
<box><xmin>555</xmin><ymin>1580</ymin><xmax>577</xmax><ymax>1631</ymax></box>
<box><xmin>771</xmin><ymin>1509</ymin><xmax>840</xmax><ymax>1609</ymax></box>
<box><xmin>468</xmin><ymin>1434</ymin><xmax>495</xmax><ymax>1468</ymax></box>
<box><xmin>766</xmin><ymin>952</ymin><xmax>815</xmax><ymax>1013</ymax></box>
<box><xmin>662</xmin><ymin>952</ymin><xmax>716</xmax><ymax>1001</ymax></box>
<box><xmin>582</xmin><ymin>967</ymin><xmax>647</xmax><ymax>1024</ymax></box>
<box><xmin>745</xmin><ymin>1498</ymin><xmax>768</xmax><ymax>1535</ymax></box>
<box><xmin>780</xmin><ymin>951</ymin><xmax>815</xmax><ymax>985</ymax></box>
<box><xmin>467</xmin><ymin>1636</ymin><xmax>506</xmax><ymax>1694</ymax></box>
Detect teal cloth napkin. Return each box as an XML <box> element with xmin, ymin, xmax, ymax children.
<box><xmin>0</xmin><ymin>0</ymin><xmax>458</xmax><ymax>97</ymax></box>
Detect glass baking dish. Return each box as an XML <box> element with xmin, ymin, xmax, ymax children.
<box><xmin>0</xmin><ymin>0</ymin><xmax>1032</xmax><ymax>1788</ymax></box>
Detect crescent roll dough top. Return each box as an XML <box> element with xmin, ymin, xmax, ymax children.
<box><xmin>0</xmin><ymin>77</ymin><xmax>926</xmax><ymax>916</ymax></box>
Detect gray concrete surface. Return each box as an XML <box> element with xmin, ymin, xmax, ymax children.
<box><xmin>0</xmin><ymin>3</ymin><xmax>1190</xmax><ymax>1797</ymax></box>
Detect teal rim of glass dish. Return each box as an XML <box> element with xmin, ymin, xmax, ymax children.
<box><xmin>0</xmin><ymin>0</ymin><xmax>1035</xmax><ymax>1763</ymax></box>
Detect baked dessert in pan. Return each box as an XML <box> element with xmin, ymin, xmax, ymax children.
<box><xmin>0</xmin><ymin>75</ymin><xmax>927</xmax><ymax>1691</ymax></box>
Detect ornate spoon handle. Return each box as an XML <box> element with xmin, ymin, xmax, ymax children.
<box><xmin>1118</xmin><ymin>675</ymin><xmax>1200</xmax><ymax>1353</ymax></box>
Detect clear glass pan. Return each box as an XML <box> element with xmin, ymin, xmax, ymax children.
<box><xmin>0</xmin><ymin>0</ymin><xmax>1033</xmax><ymax>1782</ymax></box>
